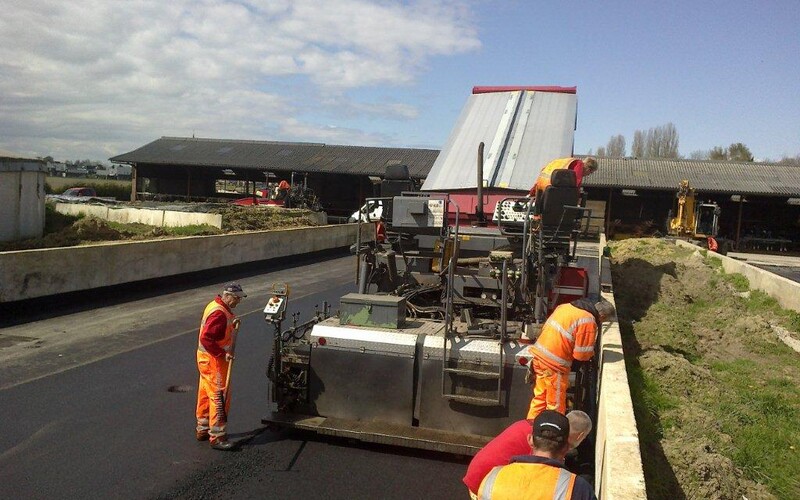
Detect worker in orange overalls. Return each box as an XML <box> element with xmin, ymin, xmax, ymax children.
<box><xmin>477</xmin><ymin>410</ymin><xmax>596</xmax><ymax>499</ymax></box>
<box><xmin>196</xmin><ymin>282</ymin><xmax>246</xmax><ymax>450</ymax></box>
<box><xmin>528</xmin><ymin>156</ymin><xmax>598</xmax><ymax>199</ymax></box>
<box><xmin>526</xmin><ymin>298</ymin><xmax>615</xmax><ymax>419</ymax></box>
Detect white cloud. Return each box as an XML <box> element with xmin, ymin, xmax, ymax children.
<box><xmin>0</xmin><ymin>0</ymin><xmax>479</xmax><ymax>160</ymax></box>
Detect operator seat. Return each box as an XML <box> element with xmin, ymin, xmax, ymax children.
<box><xmin>534</xmin><ymin>169</ymin><xmax>580</xmax><ymax>254</ymax></box>
<box><xmin>381</xmin><ymin>164</ymin><xmax>416</xmax><ymax>225</ymax></box>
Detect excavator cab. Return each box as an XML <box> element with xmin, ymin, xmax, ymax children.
<box><xmin>694</xmin><ymin>202</ymin><xmax>720</xmax><ymax>238</ymax></box>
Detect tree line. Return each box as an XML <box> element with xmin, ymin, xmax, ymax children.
<box><xmin>590</xmin><ymin>123</ymin><xmax>799</xmax><ymax>165</ymax></box>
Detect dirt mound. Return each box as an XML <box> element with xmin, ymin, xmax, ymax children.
<box><xmin>72</xmin><ymin>217</ymin><xmax>123</xmax><ymax>241</ymax></box>
<box><xmin>610</xmin><ymin>238</ymin><xmax>799</xmax><ymax>499</ymax></box>
<box><xmin>213</xmin><ymin>205</ymin><xmax>319</xmax><ymax>232</ymax></box>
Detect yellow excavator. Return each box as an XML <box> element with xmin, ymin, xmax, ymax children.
<box><xmin>668</xmin><ymin>180</ymin><xmax>727</xmax><ymax>253</ymax></box>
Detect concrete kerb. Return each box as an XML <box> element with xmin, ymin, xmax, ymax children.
<box><xmin>595</xmin><ymin>234</ymin><xmax>648</xmax><ymax>499</ymax></box>
<box><xmin>0</xmin><ymin>223</ymin><xmax>373</xmax><ymax>302</ymax></box>
<box><xmin>674</xmin><ymin>239</ymin><xmax>800</xmax><ymax>313</ymax></box>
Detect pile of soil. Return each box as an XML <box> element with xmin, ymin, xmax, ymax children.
<box><xmin>610</xmin><ymin>238</ymin><xmax>799</xmax><ymax>499</ymax></box>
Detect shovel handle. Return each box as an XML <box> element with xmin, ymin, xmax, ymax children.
<box><xmin>223</xmin><ymin>319</ymin><xmax>241</xmax><ymax>396</ymax></box>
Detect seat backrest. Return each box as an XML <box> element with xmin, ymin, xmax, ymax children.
<box><xmin>551</xmin><ymin>168</ymin><xmax>577</xmax><ymax>187</ymax></box>
<box><xmin>380</xmin><ymin>179</ymin><xmax>415</xmax><ymax>198</ymax></box>
<box><xmin>539</xmin><ymin>186</ymin><xmax>579</xmax><ymax>227</ymax></box>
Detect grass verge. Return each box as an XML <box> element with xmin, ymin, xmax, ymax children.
<box><xmin>610</xmin><ymin>238</ymin><xmax>800</xmax><ymax>500</ymax></box>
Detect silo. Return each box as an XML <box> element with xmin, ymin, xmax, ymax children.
<box><xmin>0</xmin><ymin>149</ymin><xmax>47</xmax><ymax>242</ymax></box>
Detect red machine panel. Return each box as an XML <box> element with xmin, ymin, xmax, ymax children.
<box><xmin>549</xmin><ymin>266</ymin><xmax>588</xmax><ymax>311</ymax></box>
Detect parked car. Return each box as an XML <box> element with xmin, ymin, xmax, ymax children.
<box><xmin>348</xmin><ymin>199</ymin><xmax>384</xmax><ymax>222</ymax></box>
<box><xmin>46</xmin><ymin>186</ymin><xmax>99</xmax><ymax>202</ymax></box>
<box><xmin>61</xmin><ymin>187</ymin><xmax>97</xmax><ymax>197</ymax></box>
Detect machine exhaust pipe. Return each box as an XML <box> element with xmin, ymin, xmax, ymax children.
<box><xmin>476</xmin><ymin>142</ymin><xmax>486</xmax><ymax>226</ymax></box>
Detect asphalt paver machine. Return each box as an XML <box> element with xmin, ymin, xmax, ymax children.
<box><xmin>262</xmin><ymin>86</ymin><xmax>600</xmax><ymax>455</ymax></box>
<box><xmin>263</xmin><ymin>183</ymin><xmax>596</xmax><ymax>455</ymax></box>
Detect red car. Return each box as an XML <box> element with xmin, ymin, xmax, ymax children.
<box><xmin>230</xmin><ymin>196</ymin><xmax>284</xmax><ymax>207</ymax></box>
<box><xmin>62</xmin><ymin>187</ymin><xmax>97</xmax><ymax>197</ymax></box>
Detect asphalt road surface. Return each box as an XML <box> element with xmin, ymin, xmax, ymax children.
<box><xmin>754</xmin><ymin>264</ymin><xmax>800</xmax><ymax>284</ymax></box>
<box><xmin>0</xmin><ymin>252</ymin><xmax>468</xmax><ymax>499</ymax></box>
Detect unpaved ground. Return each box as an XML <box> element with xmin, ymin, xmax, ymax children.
<box><xmin>610</xmin><ymin>238</ymin><xmax>800</xmax><ymax>500</ymax></box>
<box><xmin>0</xmin><ymin>204</ymin><xmax>321</xmax><ymax>251</ymax></box>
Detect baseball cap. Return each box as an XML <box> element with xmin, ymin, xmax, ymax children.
<box><xmin>533</xmin><ymin>410</ymin><xmax>570</xmax><ymax>444</ymax></box>
<box><xmin>223</xmin><ymin>282</ymin><xmax>247</xmax><ymax>298</ymax></box>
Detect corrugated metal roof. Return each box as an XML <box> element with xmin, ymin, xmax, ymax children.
<box><xmin>422</xmin><ymin>89</ymin><xmax>577</xmax><ymax>191</ymax></box>
<box><xmin>586</xmin><ymin>157</ymin><xmax>800</xmax><ymax>197</ymax></box>
<box><xmin>300</xmin><ymin>145</ymin><xmax>439</xmax><ymax>178</ymax></box>
<box><xmin>110</xmin><ymin>137</ymin><xmax>438</xmax><ymax>178</ymax></box>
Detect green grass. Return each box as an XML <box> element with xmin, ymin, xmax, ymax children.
<box><xmin>744</xmin><ymin>290</ymin><xmax>800</xmax><ymax>335</ymax></box>
<box><xmin>722</xmin><ymin>272</ymin><xmax>750</xmax><ymax>292</ymax></box>
<box><xmin>705</xmin><ymin>254</ymin><xmax>721</xmax><ymax>269</ymax></box>
<box><xmin>614</xmin><ymin>238</ymin><xmax>800</xmax><ymax>498</ymax></box>
<box><xmin>45</xmin><ymin>176</ymin><xmax>132</xmax><ymax>200</ymax></box>
<box><xmin>43</xmin><ymin>204</ymin><xmax>83</xmax><ymax>232</ymax></box>
<box><xmin>710</xmin><ymin>360</ymin><xmax>800</xmax><ymax>498</ymax></box>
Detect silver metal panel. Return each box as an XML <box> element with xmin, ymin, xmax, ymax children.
<box><xmin>418</xmin><ymin>359</ymin><xmax>531</xmax><ymax>435</ymax></box>
<box><xmin>423</xmin><ymin>90</ymin><xmax>577</xmax><ymax>192</ymax></box>
<box><xmin>314</xmin><ymin>316</ymin><xmax>445</xmax><ymax>335</ymax></box>
<box><xmin>422</xmin><ymin>92</ymin><xmax>514</xmax><ymax>191</ymax></box>
<box><xmin>311</xmin><ymin>324</ymin><xmax>417</xmax><ymax>357</ymax></box>
<box><xmin>421</xmin><ymin>335</ymin><xmax>526</xmax><ymax>364</ymax></box>
<box><xmin>506</xmin><ymin>92</ymin><xmax>577</xmax><ymax>189</ymax></box>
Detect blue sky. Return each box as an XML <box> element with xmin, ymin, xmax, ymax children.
<box><xmin>1</xmin><ymin>0</ymin><xmax>798</xmax><ymax>162</ymax></box>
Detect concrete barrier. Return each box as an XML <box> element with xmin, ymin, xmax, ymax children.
<box><xmin>54</xmin><ymin>203</ymin><xmax>329</xmax><ymax>229</ymax></box>
<box><xmin>0</xmin><ymin>224</ymin><xmax>372</xmax><ymax>302</ymax></box>
<box><xmin>54</xmin><ymin>203</ymin><xmax>224</xmax><ymax>228</ymax></box>
<box><xmin>675</xmin><ymin>239</ymin><xmax>800</xmax><ymax>313</ymax></box>
<box><xmin>595</xmin><ymin>234</ymin><xmax>648</xmax><ymax>499</ymax></box>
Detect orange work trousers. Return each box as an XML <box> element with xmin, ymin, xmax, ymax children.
<box><xmin>196</xmin><ymin>351</ymin><xmax>231</xmax><ymax>440</ymax></box>
<box><xmin>526</xmin><ymin>357</ymin><xmax>569</xmax><ymax>420</ymax></box>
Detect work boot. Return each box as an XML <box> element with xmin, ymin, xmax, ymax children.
<box><xmin>196</xmin><ymin>430</ymin><xmax>209</xmax><ymax>441</ymax></box>
<box><xmin>210</xmin><ymin>439</ymin><xmax>236</xmax><ymax>451</ymax></box>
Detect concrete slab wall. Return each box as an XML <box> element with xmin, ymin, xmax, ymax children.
<box><xmin>0</xmin><ymin>224</ymin><xmax>372</xmax><ymax>302</ymax></box>
<box><xmin>595</xmin><ymin>234</ymin><xmax>648</xmax><ymax>499</ymax></box>
<box><xmin>54</xmin><ymin>203</ymin><xmax>223</xmax><ymax>228</ymax></box>
<box><xmin>0</xmin><ymin>167</ymin><xmax>46</xmax><ymax>242</ymax></box>
<box><xmin>675</xmin><ymin>239</ymin><xmax>800</xmax><ymax>313</ymax></box>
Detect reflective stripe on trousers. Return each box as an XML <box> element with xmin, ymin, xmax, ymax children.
<box><xmin>527</xmin><ymin>357</ymin><xmax>569</xmax><ymax>420</ymax></box>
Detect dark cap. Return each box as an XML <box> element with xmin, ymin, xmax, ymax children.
<box><xmin>533</xmin><ymin>410</ymin><xmax>570</xmax><ymax>444</ymax></box>
<box><xmin>222</xmin><ymin>282</ymin><xmax>247</xmax><ymax>298</ymax></box>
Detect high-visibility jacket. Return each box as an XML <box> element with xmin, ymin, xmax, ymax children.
<box><xmin>529</xmin><ymin>300</ymin><xmax>598</xmax><ymax>374</ymax></box>
<box><xmin>530</xmin><ymin>158</ymin><xmax>582</xmax><ymax>196</ymax></box>
<box><xmin>477</xmin><ymin>455</ymin><xmax>596</xmax><ymax>500</ymax></box>
<box><xmin>197</xmin><ymin>300</ymin><xmax>236</xmax><ymax>356</ymax></box>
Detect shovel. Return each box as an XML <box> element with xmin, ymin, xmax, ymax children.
<box><xmin>220</xmin><ymin>318</ymin><xmax>241</xmax><ymax>420</ymax></box>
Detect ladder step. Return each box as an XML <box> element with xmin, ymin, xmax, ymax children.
<box><xmin>443</xmin><ymin>394</ymin><xmax>502</xmax><ymax>407</ymax></box>
<box><xmin>443</xmin><ymin>367</ymin><xmax>502</xmax><ymax>380</ymax></box>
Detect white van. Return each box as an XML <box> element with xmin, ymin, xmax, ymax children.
<box><xmin>348</xmin><ymin>199</ymin><xmax>384</xmax><ymax>223</ymax></box>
